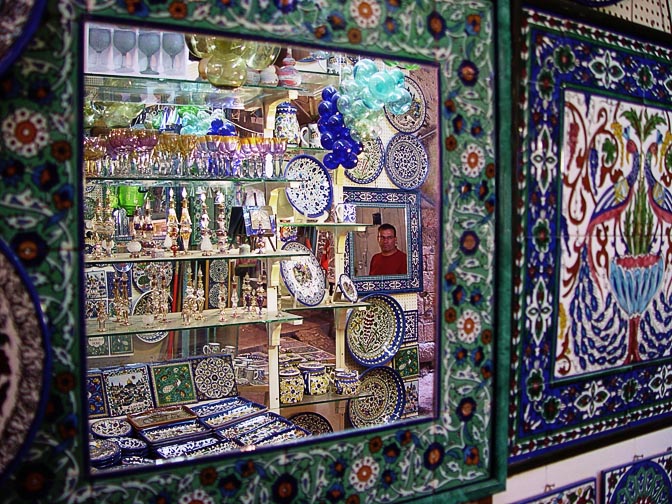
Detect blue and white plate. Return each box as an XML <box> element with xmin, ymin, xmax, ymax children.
<box><xmin>345</xmin><ymin>136</ymin><xmax>384</xmax><ymax>184</ymax></box>
<box><xmin>384</xmin><ymin>76</ymin><xmax>427</xmax><ymax>134</ymax></box>
<box><xmin>284</xmin><ymin>155</ymin><xmax>333</xmax><ymax>218</ymax></box>
<box><xmin>280</xmin><ymin>241</ymin><xmax>325</xmax><ymax>306</ymax></box>
<box><xmin>345</xmin><ymin>293</ymin><xmax>405</xmax><ymax>367</ymax></box>
<box><xmin>338</xmin><ymin>273</ymin><xmax>358</xmax><ymax>302</ymax></box>
<box><xmin>384</xmin><ymin>133</ymin><xmax>429</xmax><ymax>190</ymax></box>
<box><xmin>347</xmin><ymin>366</ymin><xmax>406</xmax><ymax>428</ymax></box>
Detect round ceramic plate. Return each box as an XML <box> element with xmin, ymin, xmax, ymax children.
<box><xmin>288</xmin><ymin>412</ymin><xmax>333</xmax><ymax>435</ymax></box>
<box><xmin>384</xmin><ymin>76</ymin><xmax>427</xmax><ymax>134</ymax></box>
<box><xmin>131</xmin><ymin>291</ymin><xmax>173</xmax><ymax>344</ymax></box>
<box><xmin>347</xmin><ymin>366</ymin><xmax>406</xmax><ymax>428</ymax></box>
<box><xmin>385</xmin><ymin>133</ymin><xmax>429</xmax><ymax>190</ymax></box>
<box><xmin>208</xmin><ymin>282</ymin><xmax>228</xmax><ymax>309</ymax></box>
<box><xmin>209</xmin><ymin>259</ymin><xmax>229</xmax><ymax>282</ymax></box>
<box><xmin>346</xmin><ymin>294</ymin><xmax>405</xmax><ymax>367</ymax></box>
<box><xmin>90</xmin><ymin>418</ymin><xmax>133</xmax><ymax>439</ymax></box>
<box><xmin>339</xmin><ymin>273</ymin><xmax>358</xmax><ymax>302</ymax></box>
<box><xmin>0</xmin><ymin>0</ymin><xmax>47</xmax><ymax>76</ymax></box>
<box><xmin>193</xmin><ymin>356</ymin><xmax>237</xmax><ymax>400</ymax></box>
<box><xmin>0</xmin><ymin>240</ymin><xmax>49</xmax><ymax>481</ymax></box>
<box><xmin>280</xmin><ymin>241</ymin><xmax>325</xmax><ymax>306</ymax></box>
<box><xmin>284</xmin><ymin>155</ymin><xmax>333</xmax><ymax>218</ymax></box>
<box><xmin>345</xmin><ymin>136</ymin><xmax>384</xmax><ymax>184</ymax></box>
<box><xmin>133</xmin><ymin>262</ymin><xmax>173</xmax><ymax>293</ymax></box>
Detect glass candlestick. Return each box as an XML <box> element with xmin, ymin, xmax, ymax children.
<box><xmin>199</xmin><ymin>193</ymin><xmax>214</xmax><ymax>256</ymax></box>
<box><xmin>165</xmin><ymin>188</ymin><xmax>179</xmax><ymax>256</ymax></box>
<box><xmin>179</xmin><ymin>187</ymin><xmax>192</xmax><ymax>254</ymax></box>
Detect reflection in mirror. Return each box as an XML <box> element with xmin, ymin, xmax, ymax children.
<box><xmin>82</xmin><ymin>21</ymin><xmax>438</xmax><ymax>475</ymax></box>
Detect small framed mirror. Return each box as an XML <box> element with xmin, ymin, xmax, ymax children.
<box><xmin>344</xmin><ymin>188</ymin><xmax>422</xmax><ymax>294</ymax></box>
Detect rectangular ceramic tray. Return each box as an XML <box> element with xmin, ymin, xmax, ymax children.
<box><xmin>138</xmin><ymin>419</ymin><xmax>210</xmax><ymax>446</ymax></box>
<box><xmin>234</xmin><ymin>416</ymin><xmax>296</xmax><ymax>446</ymax></box>
<box><xmin>196</xmin><ymin>400</ymin><xmax>268</xmax><ymax>429</ymax></box>
<box><xmin>255</xmin><ymin>426</ymin><xmax>311</xmax><ymax>447</ymax></box>
<box><xmin>184</xmin><ymin>439</ymin><xmax>244</xmax><ymax>459</ymax></box>
<box><xmin>127</xmin><ymin>405</ymin><xmax>197</xmax><ymax>430</ymax></box>
<box><xmin>189</xmin><ymin>397</ymin><xmax>259</xmax><ymax>418</ymax></box>
<box><xmin>154</xmin><ymin>435</ymin><xmax>221</xmax><ymax>459</ymax></box>
<box><xmin>214</xmin><ymin>411</ymin><xmax>281</xmax><ymax>439</ymax></box>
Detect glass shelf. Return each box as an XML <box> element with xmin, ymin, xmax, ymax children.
<box><xmin>85</xmin><ymin>308</ymin><xmax>303</xmax><ymax>338</ymax></box>
<box><xmin>279</xmin><ymin>222</ymin><xmax>369</xmax><ymax>232</ymax></box>
<box><xmin>278</xmin><ymin>391</ymin><xmax>374</xmax><ymax>409</ymax></box>
<box><xmin>85</xmin><ymin>175</ymin><xmax>297</xmax><ymax>188</ymax></box>
<box><xmin>84</xmin><ymin>71</ymin><xmax>339</xmax><ymax>109</ymax></box>
<box><xmin>84</xmin><ymin>249</ymin><xmax>309</xmax><ymax>266</ymax></box>
<box><xmin>280</xmin><ymin>300</ymin><xmax>368</xmax><ymax>311</ymax></box>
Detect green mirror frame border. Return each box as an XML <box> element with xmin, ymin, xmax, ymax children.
<box><xmin>0</xmin><ymin>0</ymin><xmax>511</xmax><ymax>502</ymax></box>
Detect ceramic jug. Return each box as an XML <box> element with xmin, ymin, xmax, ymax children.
<box><xmin>273</xmin><ymin>101</ymin><xmax>300</xmax><ymax>147</ymax></box>
<box><xmin>279</xmin><ymin>366</ymin><xmax>305</xmax><ymax>404</ymax></box>
<box><xmin>333</xmin><ymin>368</ymin><xmax>360</xmax><ymax>395</ymax></box>
<box><xmin>298</xmin><ymin>361</ymin><xmax>330</xmax><ymax>396</ymax></box>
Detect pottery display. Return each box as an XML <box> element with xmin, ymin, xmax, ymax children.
<box><xmin>298</xmin><ymin>361</ymin><xmax>330</xmax><ymax>396</ymax></box>
<box><xmin>277</xmin><ymin>49</ymin><xmax>301</xmax><ymax>87</ymax></box>
<box><xmin>279</xmin><ymin>366</ymin><xmax>305</xmax><ymax>404</ymax></box>
<box><xmin>273</xmin><ymin>101</ymin><xmax>300</xmax><ymax>146</ymax></box>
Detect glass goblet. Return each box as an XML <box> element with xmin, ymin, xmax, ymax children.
<box><xmin>88</xmin><ymin>27</ymin><xmax>111</xmax><ymax>70</ymax></box>
<box><xmin>137</xmin><ymin>31</ymin><xmax>160</xmax><ymax>75</ymax></box>
<box><xmin>162</xmin><ymin>32</ymin><xmax>185</xmax><ymax>71</ymax></box>
<box><xmin>113</xmin><ymin>29</ymin><xmax>136</xmax><ymax>72</ymax></box>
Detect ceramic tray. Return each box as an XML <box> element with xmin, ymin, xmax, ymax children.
<box><xmin>345</xmin><ymin>136</ymin><xmax>385</xmax><ymax>184</ymax></box>
<box><xmin>190</xmin><ymin>354</ymin><xmax>238</xmax><ymax>401</ymax></box>
<box><xmin>149</xmin><ymin>360</ymin><xmax>197</xmax><ymax>407</ymax></box>
<box><xmin>384</xmin><ymin>132</ymin><xmax>429</xmax><ymax>190</ymax></box>
<box><xmin>108</xmin><ymin>436</ymin><xmax>148</xmax><ymax>456</ymax></box>
<box><xmin>138</xmin><ymin>419</ymin><xmax>210</xmax><ymax>446</ymax></box>
<box><xmin>215</xmin><ymin>411</ymin><xmax>280</xmax><ymax>439</ymax></box>
<box><xmin>384</xmin><ymin>76</ymin><xmax>427</xmax><ymax>134</ymax></box>
<box><xmin>346</xmin><ymin>294</ymin><xmax>405</xmax><ymax>367</ymax></box>
<box><xmin>287</xmin><ymin>412</ymin><xmax>333</xmax><ymax>435</ymax></box>
<box><xmin>189</xmin><ymin>397</ymin><xmax>250</xmax><ymax>418</ymax></box>
<box><xmin>184</xmin><ymin>439</ymin><xmax>243</xmax><ymax>459</ymax></box>
<box><xmin>284</xmin><ymin>155</ymin><xmax>333</xmax><ymax>218</ymax></box>
<box><xmin>199</xmin><ymin>401</ymin><xmax>269</xmax><ymax>430</ymax></box>
<box><xmin>256</xmin><ymin>426</ymin><xmax>310</xmax><ymax>446</ymax></box>
<box><xmin>280</xmin><ymin>241</ymin><xmax>326</xmax><ymax>306</ymax></box>
<box><xmin>154</xmin><ymin>435</ymin><xmax>221</xmax><ymax>459</ymax></box>
<box><xmin>347</xmin><ymin>366</ymin><xmax>406</xmax><ymax>428</ymax></box>
<box><xmin>90</xmin><ymin>418</ymin><xmax>132</xmax><ymax>439</ymax></box>
<box><xmin>235</xmin><ymin>417</ymin><xmax>295</xmax><ymax>446</ymax></box>
<box><xmin>127</xmin><ymin>405</ymin><xmax>197</xmax><ymax>430</ymax></box>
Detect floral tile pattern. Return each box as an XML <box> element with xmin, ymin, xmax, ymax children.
<box><xmin>511</xmin><ymin>8</ymin><xmax>672</xmax><ymax>462</ymax></box>
<box><xmin>0</xmin><ymin>0</ymin><xmax>505</xmax><ymax>501</ymax></box>
<box><xmin>150</xmin><ymin>361</ymin><xmax>197</xmax><ymax>407</ymax></box>
<box><xmin>602</xmin><ymin>453</ymin><xmax>672</xmax><ymax>504</ymax></box>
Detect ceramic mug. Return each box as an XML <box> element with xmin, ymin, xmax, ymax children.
<box><xmin>298</xmin><ymin>361</ymin><xmax>330</xmax><ymax>396</ymax></box>
<box><xmin>300</xmin><ymin>123</ymin><xmax>321</xmax><ymax>149</ymax></box>
<box><xmin>203</xmin><ymin>342</ymin><xmax>221</xmax><ymax>354</ymax></box>
<box><xmin>334</xmin><ymin>203</ymin><xmax>356</xmax><ymax>223</ymax></box>
<box><xmin>333</xmin><ymin>369</ymin><xmax>360</xmax><ymax>395</ymax></box>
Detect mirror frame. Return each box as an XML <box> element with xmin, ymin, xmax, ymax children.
<box><xmin>0</xmin><ymin>1</ymin><xmax>511</xmax><ymax>502</ymax></box>
<box><xmin>344</xmin><ymin>188</ymin><xmax>422</xmax><ymax>294</ymax></box>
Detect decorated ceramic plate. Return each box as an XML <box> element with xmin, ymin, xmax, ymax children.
<box><xmin>287</xmin><ymin>412</ymin><xmax>333</xmax><ymax>435</ymax></box>
<box><xmin>347</xmin><ymin>366</ymin><xmax>406</xmax><ymax>428</ymax></box>
<box><xmin>132</xmin><ymin>262</ymin><xmax>173</xmax><ymax>293</ymax></box>
<box><xmin>345</xmin><ymin>294</ymin><xmax>405</xmax><ymax>367</ymax></box>
<box><xmin>385</xmin><ymin>133</ymin><xmax>429</xmax><ymax>190</ymax></box>
<box><xmin>0</xmin><ymin>0</ymin><xmax>47</xmax><ymax>76</ymax></box>
<box><xmin>209</xmin><ymin>259</ymin><xmax>229</xmax><ymax>282</ymax></box>
<box><xmin>384</xmin><ymin>76</ymin><xmax>427</xmax><ymax>134</ymax></box>
<box><xmin>284</xmin><ymin>155</ymin><xmax>333</xmax><ymax>218</ymax></box>
<box><xmin>0</xmin><ymin>240</ymin><xmax>50</xmax><ymax>481</ymax></box>
<box><xmin>345</xmin><ymin>136</ymin><xmax>384</xmax><ymax>184</ymax></box>
<box><xmin>131</xmin><ymin>291</ymin><xmax>173</xmax><ymax>344</ymax></box>
<box><xmin>90</xmin><ymin>418</ymin><xmax>133</xmax><ymax>439</ymax></box>
<box><xmin>208</xmin><ymin>282</ymin><xmax>227</xmax><ymax>310</ymax></box>
<box><xmin>280</xmin><ymin>241</ymin><xmax>325</xmax><ymax>306</ymax></box>
<box><xmin>192</xmin><ymin>355</ymin><xmax>238</xmax><ymax>401</ymax></box>
<box><xmin>338</xmin><ymin>273</ymin><xmax>358</xmax><ymax>302</ymax></box>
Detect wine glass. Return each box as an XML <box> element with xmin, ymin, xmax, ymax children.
<box><xmin>162</xmin><ymin>32</ymin><xmax>185</xmax><ymax>71</ymax></box>
<box><xmin>88</xmin><ymin>27</ymin><xmax>111</xmax><ymax>70</ymax></box>
<box><xmin>137</xmin><ymin>31</ymin><xmax>160</xmax><ymax>75</ymax></box>
<box><xmin>113</xmin><ymin>29</ymin><xmax>136</xmax><ymax>72</ymax></box>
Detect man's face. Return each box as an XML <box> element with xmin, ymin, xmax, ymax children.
<box><xmin>377</xmin><ymin>229</ymin><xmax>397</xmax><ymax>254</ymax></box>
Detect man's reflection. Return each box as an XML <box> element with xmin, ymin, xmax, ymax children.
<box><xmin>369</xmin><ymin>224</ymin><xmax>407</xmax><ymax>275</ymax></box>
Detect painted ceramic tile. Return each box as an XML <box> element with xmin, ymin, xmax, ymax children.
<box><xmin>393</xmin><ymin>344</ymin><xmax>420</xmax><ymax>378</ymax></box>
<box><xmin>102</xmin><ymin>365</ymin><xmax>154</xmax><ymax>417</ymax></box>
<box><xmin>85</xmin><ymin>269</ymin><xmax>108</xmax><ymax>299</ymax></box>
<box><xmin>511</xmin><ymin>7</ymin><xmax>672</xmax><ymax>462</ymax></box>
<box><xmin>109</xmin><ymin>334</ymin><xmax>133</xmax><ymax>355</ymax></box>
<box><xmin>87</xmin><ymin>336</ymin><xmax>110</xmax><ymax>358</ymax></box>
<box><xmin>150</xmin><ymin>361</ymin><xmax>197</xmax><ymax>406</ymax></box>
<box><xmin>402</xmin><ymin>310</ymin><xmax>418</xmax><ymax>344</ymax></box>
<box><xmin>402</xmin><ymin>378</ymin><xmax>419</xmax><ymax>417</ymax></box>
<box><xmin>86</xmin><ymin>371</ymin><xmax>108</xmax><ymax>419</ymax></box>
<box><xmin>190</xmin><ymin>355</ymin><xmax>238</xmax><ymax>401</ymax></box>
<box><xmin>510</xmin><ymin>478</ymin><xmax>596</xmax><ymax>504</ymax></box>
<box><xmin>602</xmin><ymin>453</ymin><xmax>672</xmax><ymax>504</ymax></box>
